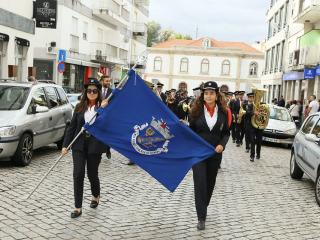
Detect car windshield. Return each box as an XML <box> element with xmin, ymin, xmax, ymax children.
<box><xmin>67</xmin><ymin>95</ymin><xmax>80</xmax><ymax>103</ymax></box>
<box><xmin>0</xmin><ymin>86</ymin><xmax>30</xmax><ymax>110</ymax></box>
<box><xmin>269</xmin><ymin>107</ymin><xmax>292</xmax><ymax>122</ymax></box>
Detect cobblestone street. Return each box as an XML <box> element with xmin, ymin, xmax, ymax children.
<box><xmin>1</xmin><ymin>142</ymin><xmax>320</xmax><ymax>240</ymax></box>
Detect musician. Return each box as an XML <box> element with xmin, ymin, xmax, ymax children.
<box><xmin>243</xmin><ymin>93</ymin><xmax>254</xmax><ymax>153</ymax></box>
<box><xmin>229</xmin><ymin>91</ymin><xmax>239</xmax><ymax>143</ymax></box>
<box><xmin>155</xmin><ymin>82</ymin><xmax>167</xmax><ymax>103</ymax></box>
<box><xmin>100</xmin><ymin>75</ymin><xmax>113</xmax><ymax>159</ymax></box>
<box><xmin>189</xmin><ymin>81</ymin><xmax>230</xmax><ymax>230</ymax></box>
<box><xmin>249</xmin><ymin>94</ymin><xmax>264</xmax><ymax>162</ymax></box>
<box><xmin>174</xmin><ymin>88</ymin><xmax>191</xmax><ymax>120</ymax></box>
<box><xmin>166</xmin><ymin>89</ymin><xmax>176</xmax><ymax>112</ymax></box>
<box><xmin>235</xmin><ymin>91</ymin><xmax>246</xmax><ymax>147</ymax></box>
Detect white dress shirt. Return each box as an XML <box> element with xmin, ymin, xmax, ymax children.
<box><xmin>84</xmin><ymin>106</ymin><xmax>96</xmax><ymax>125</ymax></box>
<box><xmin>204</xmin><ymin>105</ymin><xmax>218</xmax><ymax>131</ymax></box>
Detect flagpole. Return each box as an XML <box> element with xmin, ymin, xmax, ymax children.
<box><xmin>26</xmin><ymin>55</ymin><xmax>147</xmax><ymax>200</ymax></box>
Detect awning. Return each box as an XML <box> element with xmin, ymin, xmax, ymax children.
<box><xmin>65</xmin><ymin>58</ymin><xmax>81</xmax><ymax>65</ymax></box>
<box><xmin>15</xmin><ymin>37</ymin><xmax>30</xmax><ymax>47</ymax></box>
<box><xmin>0</xmin><ymin>33</ymin><xmax>9</xmax><ymax>41</ymax></box>
<box><xmin>81</xmin><ymin>60</ymin><xmax>100</xmax><ymax>68</ymax></box>
<box><xmin>282</xmin><ymin>71</ymin><xmax>304</xmax><ymax>81</ymax></box>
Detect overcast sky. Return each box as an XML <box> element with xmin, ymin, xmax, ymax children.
<box><xmin>149</xmin><ymin>0</ymin><xmax>269</xmax><ymax>43</ymax></box>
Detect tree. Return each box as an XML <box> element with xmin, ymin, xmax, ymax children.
<box><xmin>159</xmin><ymin>29</ymin><xmax>175</xmax><ymax>42</ymax></box>
<box><xmin>147</xmin><ymin>21</ymin><xmax>161</xmax><ymax>47</ymax></box>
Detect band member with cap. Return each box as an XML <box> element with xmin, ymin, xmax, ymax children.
<box><xmin>229</xmin><ymin>91</ymin><xmax>239</xmax><ymax>143</ymax></box>
<box><xmin>100</xmin><ymin>75</ymin><xmax>113</xmax><ymax>159</ymax></box>
<box><xmin>174</xmin><ymin>83</ymin><xmax>191</xmax><ymax>120</ymax></box>
<box><xmin>155</xmin><ymin>82</ymin><xmax>167</xmax><ymax>102</ymax></box>
<box><xmin>62</xmin><ymin>78</ymin><xmax>108</xmax><ymax>218</ymax></box>
<box><xmin>189</xmin><ymin>81</ymin><xmax>230</xmax><ymax>230</ymax></box>
<box><xmin>249</xmin><ymin>100</ymin><xmax>264</xmax><ymax>162</ymax></box>
<box><xmin>235</xmin><ymin>91</ymin><xmax>246</xmax><ymax>146</ymax></box>
<box><xmin>243</xmin><ymin>92</ymin><xmax>254</xmax><ymax>153</ymax></box>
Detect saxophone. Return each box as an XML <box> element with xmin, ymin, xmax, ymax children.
<box><xmin>251</xmin><ymin>89</ymin><xmax>270</xmax><ymax>129</ymax></box>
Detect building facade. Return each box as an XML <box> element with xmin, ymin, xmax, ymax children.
<box><xmin>0</xmin><ymin>0</ymin><xmax>35</xmax><ymax>81</ymax></box>
<box><xmin>263</xmin><ymin>0</ymin><xmax>320</xmax><ymax>103</ymax></box>
<box><xmin>33</xmin><ymin>0</ymin><xmax>148</xmax><ymax>91</ymax></box>
<box><xmin>145</xmin><ymin>38</ymin><xmax>264</xmax><ymax>94</ymax></box>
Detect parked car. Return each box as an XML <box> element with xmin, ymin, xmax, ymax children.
<box><xmin>0</xmin><ymin>81</ymin><xmax>73</xmax><ymax>166</ymax></box>
<box><xmin>67</xmin><ymin>93</ymin><xmax>82</xmax><ymax>109</ymax></box>
<box><xmin>290</xmin><ymin>112</ymin><xmax>320</xmax><ymax>206</ymax></box>
<box><xmin>262</xmin><ymin>105</ymin><xmax>297</xmax><ymax>147</ymax></box>
<box><xmin>62</xmin><ymin>86</ymin><xmax>75</xmax><ymax>94</ymax></box>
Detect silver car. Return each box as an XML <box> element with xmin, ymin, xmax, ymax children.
<box><xmin>290</xmin><ymin>112</ymin><xmax>320</xmax><ymax>206</ymax></box>
<box><xmin>0</xmin><ymin>81</ymin><xmax>72</xmax><ymax>166</ymax></box>
<box><xmin>263</xmin><ymin>105</ymin><xmax>297</xmax><ymax>147</ymax></box>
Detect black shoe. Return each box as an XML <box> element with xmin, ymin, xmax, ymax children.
<box><xmin>127</xmin><ymin>161</ymin><xmax>135</xmax><ymax>165</ymax></box>
<box><xmin>256</xmin><ymin>155</ymin><xmax>260</xmax><ymax>160</ymax></box>
<box><xmin>245</xmin><ymin>149</ymin><xmax>250</xmax><ymax>153</ymax></box>
<box><xmin>106</xmin><ymin>149</ymin><xmax>111</xmax><ymax>159</ymax></box>
<box><xmin>236</xmin><ymin>143</ymin><xmax>240</xmax><ymax>147</ymax></box>
<box><xmin>232</xmin><ymin>139</ymin><xmax>235</xmax><ymax>143</ymax></box>
<box><xmin>71</xmin><ymin>209</ymin><xmax>82</xmax><ymax>218</ymax></box>
<box><xmin>250</xmin><ymin>157</ymin><xmax>254</xmax><ymax>162</ymax></box>
<box><xmin>90</xmin><ymin>198</ymin><xmax>100</xmax><ymax>208</ymax></box>
<box><xmin>197</xmin><ymin>220</ymin><xmax>205</xmax><ymax>230</ymax></box>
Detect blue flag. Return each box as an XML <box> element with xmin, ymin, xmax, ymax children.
<box><xmin>85</xmin><ymin>70</ymin><xmax>215</xmax><ymax>192</ymax></box>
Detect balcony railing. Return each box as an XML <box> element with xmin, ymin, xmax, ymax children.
<box><xmin>294</xmin><ymin>0</ymin><xmax>320</xmax><ymax>23</ymax></box>
<box><xmin>92</xmin><ymin>0</ymin><xmax>129</xmax><ymax>27</ymax></box>
<box><xmin>90</xmin><ymin>42</ymin><xmax>127</xmax><ymax>65</ymax></box>
<box><xmin>132</xmin><ymin>22</ymin><xmax>147</xmax><ymax>36</ymax></box>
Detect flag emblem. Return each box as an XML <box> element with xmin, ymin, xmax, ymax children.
<box><xmin>131</xmin><ymin>117</ymin><xmax>174</xmax><ymax>155</ymax></box>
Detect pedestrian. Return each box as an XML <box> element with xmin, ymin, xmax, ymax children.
<box><xmin>289</xmin><ymin>100</ymin><xmax>300</xmax><ymax>123</ymax></box>
<box><xmin>100</xmin><ymin>75</ymin><xmax>113</xmax><ymax>159</ymax></box>
<box><xmin>278</xmin><ymin>96</ymin><xmax>285</xmax><ymax>107</ymax></box>
<box><xmin>62</xmin><ymin>78</ymin><xmax>108</xmax><ymax>218</ymax></box>
<box><xmin>235</xmin><ymin>91</ymin><xmax>246</xmax><ymax>147</ymax></box>
<box><xmin>305</xmin><ymin>95</ymin><xmax>319</xmax><ymax>117</ymax></box>
<box><xmin>189</xmin><ymin>81</ymin><xmax>230</xmax><ymax>230</ymax></box>
<box><xmin>229</xmin><ymin>91</ymin><xmax>239</xmax><ymax>143</ymax></box>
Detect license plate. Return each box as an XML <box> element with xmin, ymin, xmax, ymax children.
<box><xmin>263</xmin><ymin>137</ymin><xmax>279</xmax><ymax>143</ymax></box>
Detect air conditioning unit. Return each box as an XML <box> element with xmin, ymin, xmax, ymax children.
<box><xmin>47</xmin><ymin>46</ymin><xmax>56</xmax><ymax>54</ymax></box>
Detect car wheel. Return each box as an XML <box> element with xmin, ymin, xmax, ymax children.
<box><xmin>290</xmin><ymin>152</ymin><xmax>303</xmax><ymax>179</ymax></box>
<box><xmin>13</xmin><ymin>133</ymin><xmax>33</xmax><ymax>166</ymax></box>
<box><xmin>316</xmin><ymin>173</ymin><xmax>320</xmax><ymax>207</ymax></box>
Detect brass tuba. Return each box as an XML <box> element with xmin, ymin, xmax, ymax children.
<box><xmin>251</xmin><ymin>89</ymin><xmax>270</xmax><ymax>129</ymax></box>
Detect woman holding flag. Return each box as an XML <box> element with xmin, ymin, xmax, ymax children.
<box><xmin>189</xmin><ymin>81</ymin><xmax>230</xmax><ymax>230</ymax></box>
<box><xmin>61</xmin><ymin>78</ymin><xmax>108</xmax><ymax>218</ymax></box>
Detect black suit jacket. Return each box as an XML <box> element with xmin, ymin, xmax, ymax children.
<box><xmin>63</xmin><ymin>110</ymin><xmax>107</xmax><ymax>154</ymax></box>
<box><xmin>102</xmin><ymin>87</ymin><xmax>113</xmax><ymax>100</ymax></box>
<box><xmin>189</xmin><ymin>108</ymin><xmax>230</xmax><ymax>152</ymax></box>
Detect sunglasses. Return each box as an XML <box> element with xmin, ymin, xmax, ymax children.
<box><xmin>87</xmin><ymin>89</ymin><xmax>98</xmax><ymax>94</ymax></box>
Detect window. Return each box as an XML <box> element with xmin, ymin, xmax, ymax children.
<box><xmin>70</xmin><ymin>35</ymin><xmax>79</xmax><ymax>52</ymax></box>
<box><xmin>44</xmin><ymin>87</ymin><xmax>59</xmax><ymax>109</ymax></box>
<box><xmin>221</xmin><ymin>60</ymin><xmax>230</xmax><ymax>75</ymax></box>
<box><xmin>83</xmin><ymin>21</ymin><xmax>88</xmax><ymax>40</ymax></box>
<box><xmin>284</xmin><ymin>1</ymin><xmax>289</xmax><ymax>26</ymax></box>
<box><xmin>270</xmin><ymin>46</ymin><xmax>275</xmax><ymax>73</ymax></box>
<box><xmin>279</xmin><ymin>40</ymin><xmax>285</xmax><ymax>71</ymax></box>
<box><xmin>153</xmin><ymin>57</ymin><xmax>162</xmax><ymax>71</ymax></box>
<box><xmin>275</xmin><ymin>43</ymin><xmax>280</xmax><ymax>72</ymax></box>
<box><xmin>56</xmin><ymin>87</ymin><xmax>68</xmax><ymax>105</ymax></box>
<box><xmin>268</xmin><ymin>19</ymin><xmax>272</xmax><ymax>39</ymax></box>
<box><xmin>180</xmin><ymin>58</ymin><xmax>188</xmax><ymax>73</ymax></box>
<box><xmin>0</xmin><ymin>86</ymin><xmax>29</xmax><ymax>111</ymax></box>
<box><xmin>265</xmin><ymin>49</ymin><xmax>270</xmax><ymax>73</ymax></box>
<box><xmin>279</xmin><ymin>7</ymin><xmax>284</xmax><ymax>30</ymax></box>
<box><xmin>201</xmin><ymin>59</ymin><xmax>209</xmax><ymax>74</ymax></box>
<box><xmin>27</xmin><ymin>88</ymin><xmax>48</xmax><ymax>114</ymax></box>
<box><xmin>72</xmin><ymin>17</ymin><xmax>78</xmax><ymax>36</ymax></box>
<box><xmin>301</xmin><ymin>116</ymin><xmax>319</xmax><ymax>134</ymax></box>
<box><xmin>311</xmin><ymin>120</ymin><xmax>320</xmax><ymax>136</ymax></box>
<box><xmin>249</xmin><ymin>62</ymin><xmax>258</xmax><ymax>76</ymax></box>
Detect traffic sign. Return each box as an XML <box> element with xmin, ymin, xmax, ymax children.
<box><xmin>58</xmin><ymin>62</ymin><xmax>65</xmax><ymax>73</ymax></box>
<box><xmin>58</xmin><ymin>49</ymin><xmax>67</xmax><ymax>62</ymax></box>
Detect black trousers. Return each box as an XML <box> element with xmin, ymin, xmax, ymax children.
<box><xmin>192</xmin><ymin>155</ymin><xmax>222</xmax><ymax>221</ymax></box>
<box><xmin>231</xmin><ymin>122</ymin><xmax>236</xmax><ymax>140</ymax></box>
<box><xmin>250</xmin><ymin>128</ymin><xmax>263</xmax><ymax>158</ymax></box>
<box><xmin>236</xmin><ymin>122</ymin><xmax>245</xmax><ymax>144</ymax></box>
<box><xmin>72</xmin><ymin>146</ymin><xmax>102</xmax><ymax>209</ymax></box>
<box><xmin>244</xmin><ymin>124</ymin><xmax>251</xmax><ymax>150</ymax></box>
